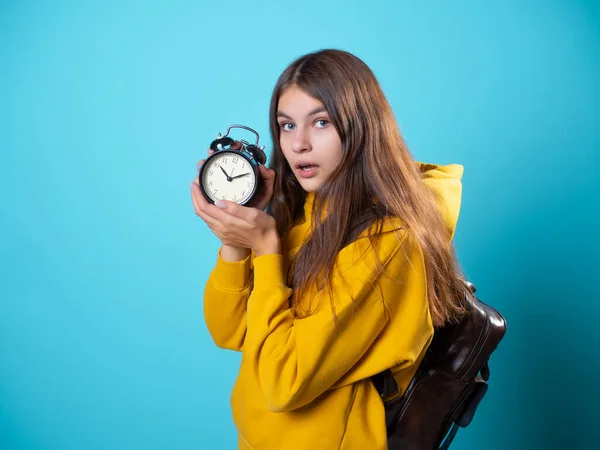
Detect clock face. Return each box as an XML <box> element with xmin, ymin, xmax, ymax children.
<box><xmin>201</xmin><ymin>151</ymin><xmax>257</xmax><ymax>204</ymax></box>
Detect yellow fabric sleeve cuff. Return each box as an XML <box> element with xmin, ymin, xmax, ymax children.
<box><xmin>252</xmin><ymin>254</ymin><xmax>287</xmax><ymax>289</ymax></box>
<box><xmin>212</xmin><ymin>250</ymin><xmax>252</xmax><ymax>290</ymax></box>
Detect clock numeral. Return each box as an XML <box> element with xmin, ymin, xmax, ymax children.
<box><xmin>233</xmin><ymin>157</ymin><xmax>239</xmax><ymax>164</ymax></box>
<box><xmin>241</xmin><ymin>190</ymin><xmax>246</xmax><ymax>196</ymax></box>
<box><xmin>221</xmin><ymin>194</ymin><xmax>226</xmax><ymax>200</ymax></box>
<box><xmin>223</xmin><ymin>157</ymin><xmax>228</xmax><ymax>164</ymax></box>
<box><xmin>209</xmin><ymin>181</ymin><xmax>213</xmax><ymax>186</ymax></box>
<box><xmin>209</xmin><ymin>170</ymin><xmax>214</xmax><ymax>176</ymax></box>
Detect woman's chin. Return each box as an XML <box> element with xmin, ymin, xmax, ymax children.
<box><xmin>297</xmin><ymin>178</ymin><xmax>322</xmax><ymax>193</ymax></box>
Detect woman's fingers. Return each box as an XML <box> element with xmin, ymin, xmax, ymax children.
<box><xmin>262</xmin><ymin>166</ymin><xmax>275</xmax><ymax>193</ymax></box>
<box><xmin>190</xmin><ymin>179</ymin><xmax>209</xmax><ymax>219</ymax></box>
<box><xmin>190</xmin><ymin>184</ymin><xmax>228</xmax><ymax>241</ymax></box>
<box><xmin>190</xmin><ymin>182</ymin><xmax>247</xmax><ymax>229</ymax></box>
<box><xmin>247</xmin><ymin>165</ymin><xmax>275</xmax><ymax>210</ymax></box>
<box><xmin>259</xmin><ymin>164</ymin><xmax>276</xmax><ymax>181</ymax></box>
<box><xmin>190</xmin><ymin>177</ymin><xmax>217</xmax><ymax>223</ymax></box>
<box><xmin>190</xmin><ymin>175</ymin><xmax>216</xmax><ymax>217</ymax></box>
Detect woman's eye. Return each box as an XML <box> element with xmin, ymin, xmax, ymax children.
<box><xmin>315</xmin><ymin>119</ymin><xmax>330</xmax><ymax>128</ymax></box>
<box><xmin>280</xmin><ymin>123</ymin><xmax>295</xmax><ymax>131</ymax></box>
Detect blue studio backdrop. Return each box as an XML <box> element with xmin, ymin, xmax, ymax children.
<box><xmin>1</xmin><ymin>1</ymin><xmax>598</xmax><ymax>449</ymax></box>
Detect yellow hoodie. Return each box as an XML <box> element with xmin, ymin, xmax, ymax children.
<box><xmin>203</xmin><ymin>162</ymin><xmax>464</xmax><ymax>450</ymax></box>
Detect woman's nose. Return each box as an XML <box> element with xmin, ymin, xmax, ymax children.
<box><xmin>292</xmin><ymin>129</ymin><xmax>311</xmax><ymax>153</ymax></box>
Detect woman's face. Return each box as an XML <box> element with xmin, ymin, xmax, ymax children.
<box><xmin>276</xmin><ymin>86</ymin><xmax>343</xmax><ymax>193</ymax></box>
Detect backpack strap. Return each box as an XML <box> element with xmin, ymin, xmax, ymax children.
<box><xmin>480</xmin><ymin>360</ymin><xmax>490</xmax><ymax>381</ymax></box>
<box><xmin>439</xmin><ymin>424</ymin><xmax>460</xmax><ymax>450</ymax></box>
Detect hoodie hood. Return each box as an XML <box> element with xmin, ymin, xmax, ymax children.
<box><xmin>417</xmin><ymin>162</ymin><xmax>464</xmax><ymax>241</ymax></box>
<box><xmin>299</xmin><ymin>161</ymin><xmax>464</xmax><ymax>241</ymax></box>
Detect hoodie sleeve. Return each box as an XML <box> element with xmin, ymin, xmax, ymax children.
<box><xmin>243</xmin><ymin>228</ymin><xmax>432</xmax><ymax>413</ymax></box>
<box><xmin>203</xmin><ymin>250</ymin><xmax>253</xmax><ymax>351</ymax></box>
<box><xmin>417</xmin><ymin>162</ymin><xmax>464</xmax><ymax>241</ymax></box>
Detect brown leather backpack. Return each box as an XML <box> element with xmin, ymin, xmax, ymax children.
<box><xmin>372</xmin><ymin>281</ymin><xmax>507</xmax><ymax>450</ymax></box>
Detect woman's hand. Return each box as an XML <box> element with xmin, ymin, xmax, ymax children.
<box><xmin>246</xmin><ymin>164</ymin><xmax>276</xmax><ymax>211</ymax></box>
<box><xmin>190</xmin><ymin>175</ymin><xmax>281</xmax><ymax>257</ymax></box>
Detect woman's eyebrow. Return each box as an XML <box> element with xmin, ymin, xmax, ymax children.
<box><xmin>277</xmin><ymin>107</ymin><xmax>328</xmax><ymax>119</ymax></box>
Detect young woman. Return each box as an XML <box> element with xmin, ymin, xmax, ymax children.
<box><xmin>190</xmin><ymin>49</ymin><xmax>471</xmax><ymax>450</ymax></box>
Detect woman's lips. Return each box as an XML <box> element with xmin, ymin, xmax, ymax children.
<box><xmin>296</xmin><ymin>165</ymin><xmax>318</xmax><ymax>178</ymax></box>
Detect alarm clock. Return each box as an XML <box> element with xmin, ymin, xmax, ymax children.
<box><xmin>199</xmin><ymin>124</ymin><xmax>267</xmax><ymax>206</ymax></box>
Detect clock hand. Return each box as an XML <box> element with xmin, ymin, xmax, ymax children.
<box><xmin>231</xmin><ymin>172</ymin><xmax>251</xmax><ymax>180</ymax></box>
<box><xmin>219</xmin><ymin>165</ymin><xmax>232</xmax><ymax>182</ymax></box>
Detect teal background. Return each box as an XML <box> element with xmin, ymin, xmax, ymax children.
<box><xmin>1</xmin><ymin>0</ymin><xmax>598</xmax><ymax>449</ymax></box>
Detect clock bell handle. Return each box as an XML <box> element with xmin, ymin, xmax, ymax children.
<box><xmin>221</xmin><ymin>124</ymin><xmax>267</xmax><ymax>165</ymax></box>
<box><xmin>222</xmin><ymin>124</ymin><xmax>261</xmax><ymax>146</ymax></box>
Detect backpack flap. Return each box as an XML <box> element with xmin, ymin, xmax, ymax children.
<box><xmin>377</xmin><ymin>282</ymin><xmax>507</xmax><ymax>450</ymax></box>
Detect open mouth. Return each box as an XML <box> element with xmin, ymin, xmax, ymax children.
<box><xmin>296</xmin><ymin>163</ymin><xmax>319</xmax><ymax>178</ymax></box>
<box><xmin>298</xmin><ymin>164</ymin><xmax>318</xmax><ymax>171</ymax></box>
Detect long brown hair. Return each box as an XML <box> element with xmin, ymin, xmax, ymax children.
<box><xmin>266</xmin><ymin>49</ymin><xmax>470</xmax><ymax>327</ymax></box>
